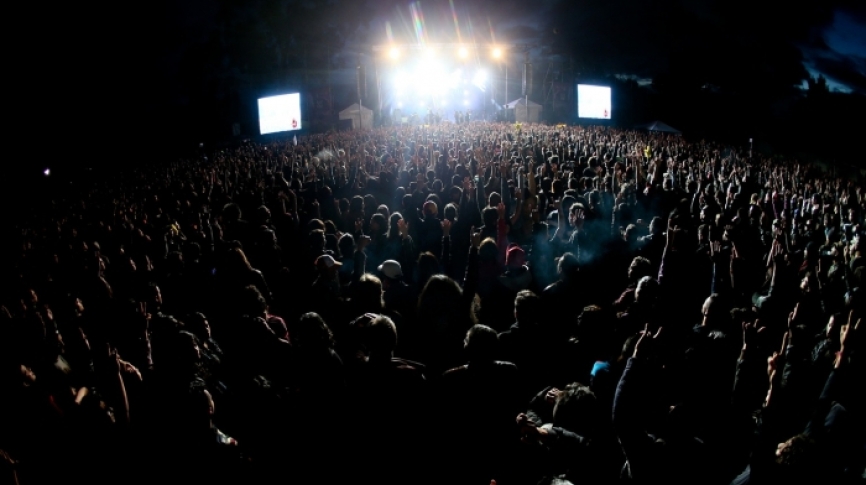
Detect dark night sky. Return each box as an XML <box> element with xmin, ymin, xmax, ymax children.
<box><xmin>13</xmin><ymin>0</ymin><xmax>865</xmax><ymax>162</ymax></box>
<box><xmin>143</xmin><ymin>0</ymin><xmax>866</xmax><ymax>90</ymax></box>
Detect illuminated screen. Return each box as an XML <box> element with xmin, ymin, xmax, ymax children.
<box><xmin>577</xmin><ymin>85</ymin><xmax>611</xmax><ymax>119</ymax></box>
<box><xmin>258</xmin><ymin>93</ymin><xmax>302</xmax><ymax>134</ymax></box>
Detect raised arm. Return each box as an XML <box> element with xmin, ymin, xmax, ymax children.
<box><xmin>612</xmin><ymin>326</ymin><xmax>663</xmax><ymax>482</ymax></box>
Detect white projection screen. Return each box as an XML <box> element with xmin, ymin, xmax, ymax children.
<box><xmin>577</xmin><ymin>85</ymin><xmax>611</xmax><ymax>119</ymax></box>
<box><xmin>258</xmin><ymin>93</ymin><xmax>302</xmax><ymax>134</ymax></box>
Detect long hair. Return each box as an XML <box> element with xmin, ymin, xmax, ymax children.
<box><xmin>416</xmin><ymin>252</ymin><xmax>440</xmax><ymax>290</ymax></box>
<box><xmin>224</xmin><ymin>247</ymin><xmax>253</xmax><ymax>274</ymax></box>
<box><xmin>388</xmin><ymin>213</ymin><xmax>403</xmax><ymax>239</ymax></box>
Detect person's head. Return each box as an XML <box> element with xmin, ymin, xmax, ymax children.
<box><xmin>222</xmin><ymin>203</ymin><xmax>242</xmax><ymax>222</ymax></box>
<box><xmin>576</xmin><ymin>305</ymin><xmax>613</xmax><ymax>353</ymax></box>
<box><xmin>364</xmin><ymin>315</ymin><xmax>397</xmax><ymax>361</ymax></box>
<box><xmin>774</xmin><ymin>434</ymin><xmax>821</xmax><ymax>481</ymax></box>
<box><xmin>423</xmin><ymin>201</ymin><xmax>438</xmax><ymax>219</ymax></box>
<box><xmin>514</xmin><ymin>290</ymin><xmax>541</xmax><ymax>326</ymax></box>
<box><xmin>649</xmin><ymin>216</ymin><xmax>663</xmax><ymax>236</ymax></box>
<box><xmin>628</xmin><ymin>256</ymin><xmax>652</xmax><ymax>282</ymax></box>
<box><xmin>558</xmin><ymin>253</ymin><xmax>580</xmax><ymax>282</ymax></box>
<box><xmin>449</xmin><ymin>186</ymin><xmax>462</xmax><ymax>204</ymax></box>
<box><xmin>370</xmin><ymin>213</ymin><xmax>388</xmax><ymax>236</ymax></box>
<box><xmin>313</xmin><ymin>251</ymin><xmax>342</xmax><ymax>280</ymax></box>
<box><xmin>239</xmin><ymin>285</ymin><xmax>268</xmax><ymax>317</ymax></box>
<box><xmin>291</xmin><ymin>312</ymin><xmax>334</xmax><ymax>352</ymax></box>
<box><xmin>146</xmin><ymin>283</ymin><xmax>163</xmax><ymax>310</ymax></box>
<box><xmin>800</xmin><ymin>271</ymin><xmax>817</xmax><ymax>294</ymax></box>
<box><xmin>323</xmin><ymin>220</ymin><xmax>338</xmax><ymax>236</ymax></box>
<box><xmin>418</xmin><ymin>274</ymin><xmax>463</xmax><ymax>314</ymax></box>
<box><xmin>482</xmin><ymin>207</ymin><xmax>499</xmax><ymax>229</ymax></box>
<box><xmin>353</xmin><ymin>274</ymin><xmax>384</xmax><ymax>312</ymax></box>
<box><xmin>635</xmin><ymin>276</ymin><xmax>659</xmax><ymax>305</ymax></box>
<box><xmin>185</xmin><ymin>312</ymin><xmax>211</xmax><ymax>341</ymax></box>
<box><xmin>505</xmin><ymin>244</ymin><xmax>526</xmax><ymax>269</ymax></box>
<box><xmin>487</xmin><ymin>191</ymin><xmax>501</xmax><ymax>208</ymax></box>
<box><xmin>463</xmin><ymin>325</ymin><xmax>498</xmax><ymax>363</ymax></box>
<box><xmin>701</xmin><ymin>294</ymin><xmax>728</xmax><ymax>327</ymax></box>
<box><xmin>363</xmin><ymin>194</ymin><xmax>377</xmax><ymax>215</ymax></box>
<box><xmin>444</xmin><ymin>203</ymin><xmax>458</xmax><ymax>222</ymax></box>
<box><xmin>552</xmin><ymin>383</ymin><xmax>599</xmax><ymax>437</ymax></box>
<box><xmin>415</xmin><ymin>251</ymin><xmax>439</xmax><ymax>288</ymax></box>
<box><xmin>308</xmin><ymin>229</ymin><xmax>326</xmax><ymax>251</ymax></box>
<box><xmin>624</xmin><ymin>224</ymin><xmax>639</xmax><ymax>244</ymax></box>
<box><xmin>377</xmin><ymin>260</ymin><xmax>403</xmax><ymax>286</ymax></box>
<box><xmin>387</xmin><ymin>213</ymin><xmax>403</xmax><ymax>238</ymax></box>
<box><xmin>325</xmin><ymin>233</ymin><xmax>339</xmax><ymax>254</ymax></box>
<box><xmin>350</xmin><ymin>195</ymin><xmax>364</xmax><ymax>215</ymax></box>
<box><xmin>478</xmin><ymin>238</ymin><xmax>498</xmax><ymax>263</ymax></box>
<box><xmin>338</xmin><ymin>233</ymin><xmax>355</xmax><ymax>258</ymax></box>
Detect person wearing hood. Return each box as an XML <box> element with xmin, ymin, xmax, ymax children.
<box><xmin>500</xmin><ymin>244</ymin><xmax>533</xmax><ymax>294</ymax></box>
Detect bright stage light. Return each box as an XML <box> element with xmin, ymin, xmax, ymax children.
<box><xmin>458</xmin><ymin>46</ymin><xmax>469</xmax><ymax>59</ymax></box>
<box><xmin>448</xmin><ymin>69</ymin><xmax>462</xmax><ymax>89</ymax></box>
<box><xmin>389</xmin><ymin>46</ymin><xmax>400</xmax><ymax>59</ymax></box>
<box><xmin>397</xmin><ymin>102</ymin><xmax>403</xmax><ymax>108</ymax></box>
<box><xmin>472</xmin><ymin>70</ymin><xmax>487</xmax><ymax>91</ymax></box>
<box><xmin>44</xmin><ymin>168</ymin><xmax>50</xmax><ymax>176</ymax></box>
<box><xmin>463</xmin><ymin>100</ymin><xmax>469</xmax><ymax>106</ymax></box>
<box><xmin>492</xmin><ymin>47</ymin><xmax>502</xmax><ymax>59</ymax></box>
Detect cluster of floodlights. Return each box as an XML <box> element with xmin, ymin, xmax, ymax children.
<box><xmin>386</xmin><ymin>45</ymin><xmax>503</xmax><ymax>60</ymax></box>
<box><xmin>386</xmin><ymin>46</ymin><xmax>504</xmax><ymax>109</ymax></box>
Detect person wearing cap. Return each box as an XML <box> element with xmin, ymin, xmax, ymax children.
<box><xmin>302</xmin><ymin>251</ymin><xmax>346</xmax><ymax>329</ymax></box>
<box><xmin>377</xmin><ymin>259</ymin><xmax>416</xmax><ymax>333</ymax></box>
<box><xmin>500</xmin><ymin>244</ymin><xmax>532</xmax><ymax>294</ymax></box>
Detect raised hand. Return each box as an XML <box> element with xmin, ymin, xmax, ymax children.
<box><xmin>471</xmin><ymin>226</ymin><xmax>482</xmax><ymax>248</ymax></box>
<box><xmin>839</xmin><ymin>310</ymin><xmax>863</xmax><ymax>354</ymax></box>
<box><xmin>633</xmin><ymin>324</ymin><xmax>662</xmax><ymax>359</ymax></box>
<box><xmin>742</xmin><ymin>319</ymin><xmax>766</xmax><ymax>349</ymax></box>
<box><xmin>497</xmin><ymin>202</ymin><xmax>506</xmax><ymax>220</ymax></box>
<box><xmin>357</xmin><ymin>235</ymin><xmax>372</xmax><ymax>250</ymax></box>
<box><xmin>398</xmin><ymin>218</ymin><xmax>409</xmax><ymax>238</ymax></box>
<box><xmin>441</xmin><ymin>218</ymin><xmax>452</xmax><ymax>237</ymax></box>
<box><xmin>710</xmin><ymin>240</ymin><xmax>722</xmax><ymax>260</ymax></box>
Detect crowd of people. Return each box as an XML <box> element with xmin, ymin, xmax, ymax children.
<box><xmin>1</xmin><ymin>121</ymin><xmax>864</xmax><ymax>484</ymax></box>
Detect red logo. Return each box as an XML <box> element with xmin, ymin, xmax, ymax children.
<box><xmin>292</xmin><ymin>119</ymin><xmax>298</xmax><ymax>129</ymax></box>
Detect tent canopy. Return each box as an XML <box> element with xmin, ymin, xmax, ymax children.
<box><xmin>339</xmin><ymin>103</ymin><xmax>373</xmax><ymax>116</ymax></box>
<box><xmin>505</xmin><ymin>98</ymin><xmax>542</xmax><ymax>123</ymax></box>
<box><xmin>640</xmin><ymin>120</ymin><xmax>681</xmax><ymax>135</ymax></box>
<box><xmin>504</xmin><ymin>98</ymin><xmax>542</xmax><ymax>109</ymax></box>
<box><xmin>339</xmin><ymin>103</ymin><xmax>373</xmax><ymax>130</ymax></box>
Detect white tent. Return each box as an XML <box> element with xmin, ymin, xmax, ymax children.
<box><xmin>505</xmin><ymin>98</ymin><xmax>543</xmax><ymax>123</ymax></box>
<box><xmin>339</xmin><ymin>103</ymin><xmax>373</xmax><ymax>130</ymax></box>
<box><xmin>641</xmin><ymin>120</ymin><xmax>682</xmax><ymax>135</ymax></box>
